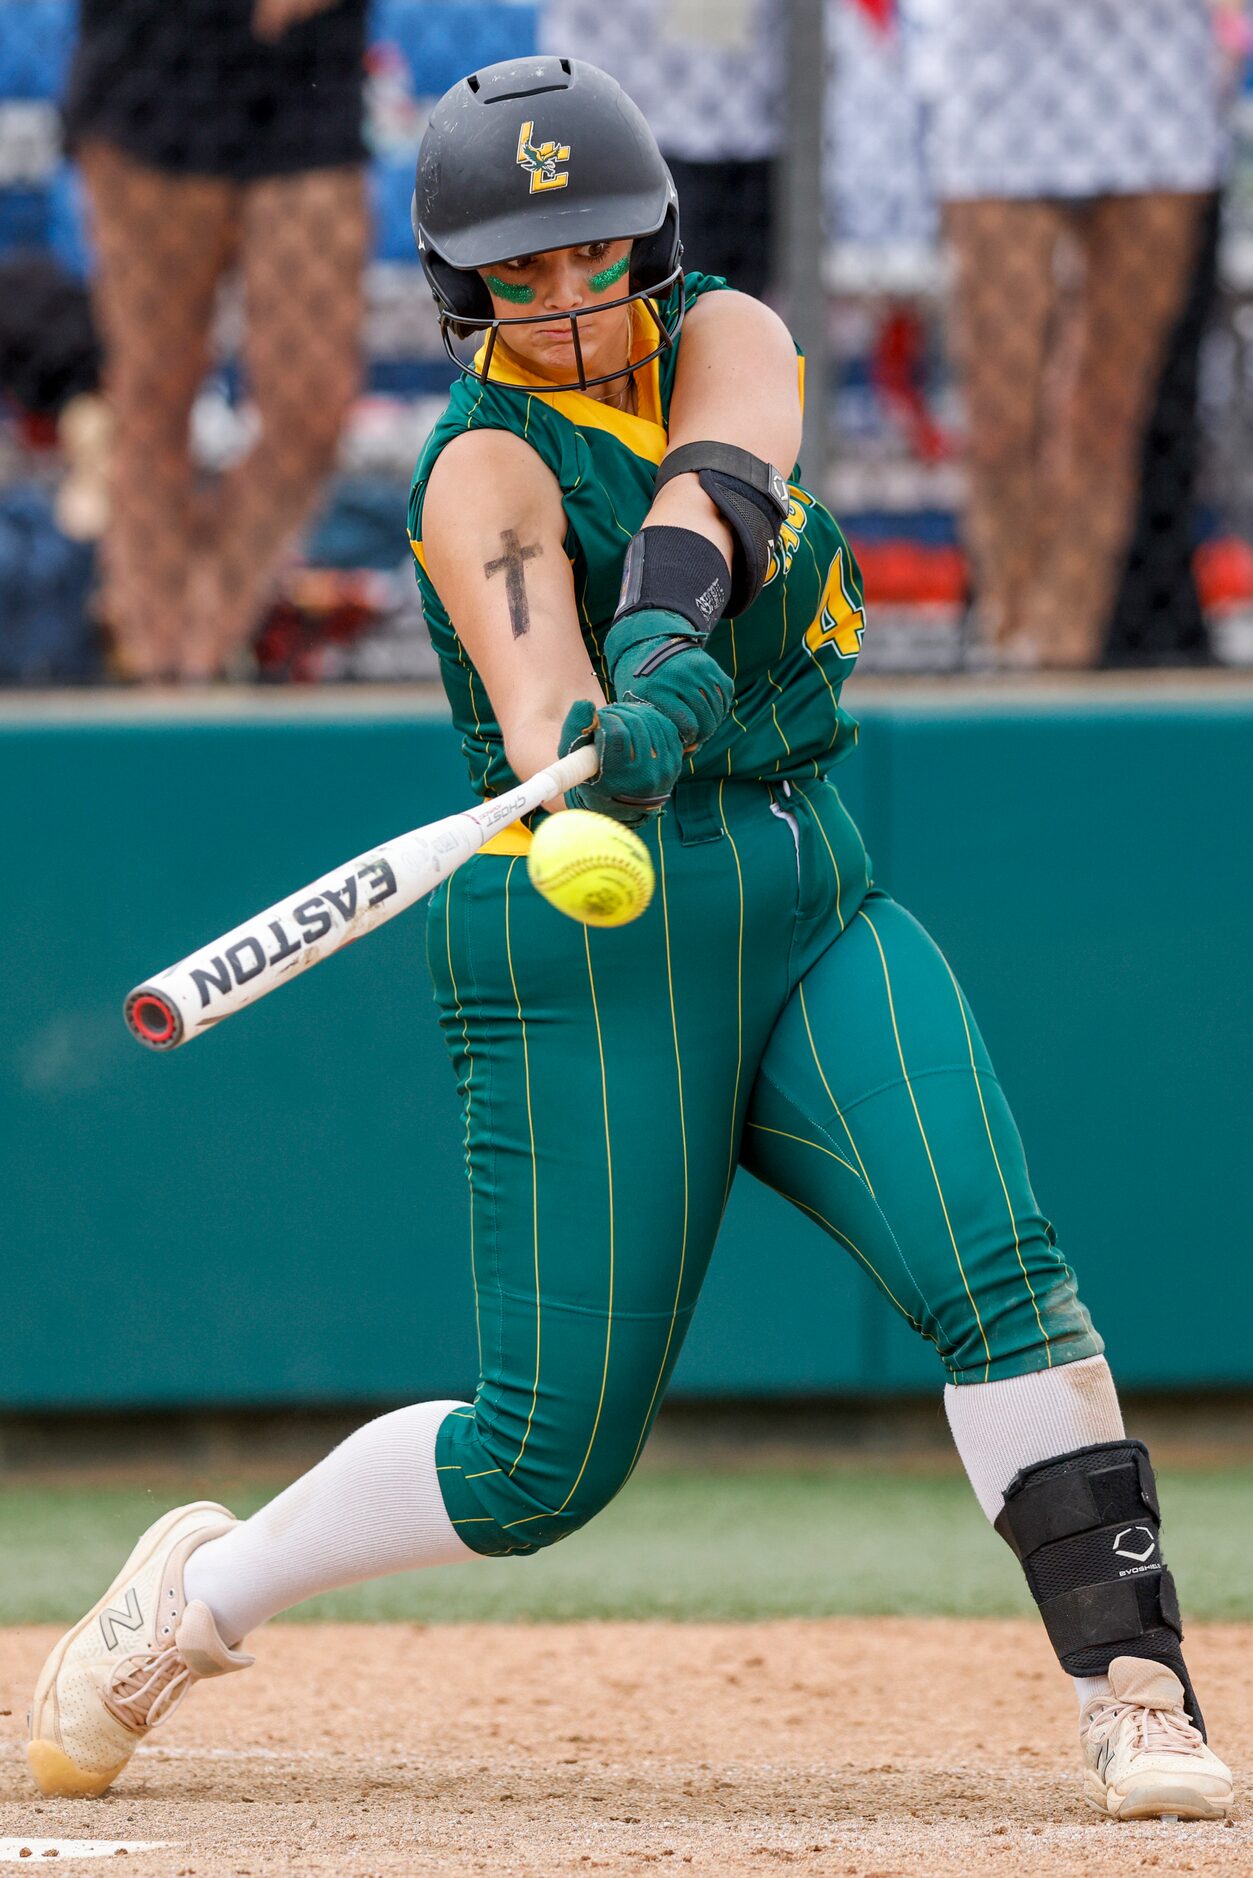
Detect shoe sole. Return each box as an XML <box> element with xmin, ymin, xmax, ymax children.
<box><xmin>1084</xmin><ymin>1770</ymin><xmax>1233</xmax><ymax>1821</ymax></box>
<box><xmin>27</xmin><ymin>1500</ymin><xmax>231</xmax><ymax>1798</ymax></box>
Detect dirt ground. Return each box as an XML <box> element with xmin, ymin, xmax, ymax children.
<box><xmin>0</xmin><ymin>1620</ymin><xmax>1247</xmax><ymax>1877</ymax></box>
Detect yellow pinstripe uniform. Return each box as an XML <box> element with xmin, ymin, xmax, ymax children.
<box><xmin>410</xmin><ymin>274</ymin><xmax>1102</xmax><ymax>1557</ymax></box>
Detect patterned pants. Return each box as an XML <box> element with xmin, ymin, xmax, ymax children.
<box><xmin>427</xmin><ymin>777</ymin><xmax>1101</xmax><ymax>1555</ymax></box>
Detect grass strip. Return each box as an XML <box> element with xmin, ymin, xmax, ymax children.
<box><xmin>2</xmin><ymin>1463</ymin><xmax>1250</xmax><ymax>1625</ymax></box>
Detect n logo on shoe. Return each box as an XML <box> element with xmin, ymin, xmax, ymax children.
<box><xmin>99</xmin><ymin>1588</ymin><xmax>144</xmax><ymax>1650</ymax></box>
<box><xmin>1112</xmin><ymin>1526</ymin><xmax>1157</xmax><ymax>1564</ymax></box>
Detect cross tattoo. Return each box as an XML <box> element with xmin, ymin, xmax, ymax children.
<box><xmin>484</xmin><ymin>528</ymin><xmax>542</xmax><ymax>638</ymax></box>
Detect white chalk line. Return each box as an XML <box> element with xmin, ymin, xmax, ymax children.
<box><xmin>0</xmin><ymin>1842</ymin><xmax>169</xmax><ymax>1863</ymax></box>
<box><xmin>136</xmin><ymin>1746</ymin><xmax>325</xmax><ymax>1762</ymax></box>
<box><xmin>0</xmin><ymin>1744</ymin><xmax>321</xmax><ymax>1764</ymax></box>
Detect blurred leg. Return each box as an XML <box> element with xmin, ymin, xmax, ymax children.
<box><xmin>1105</xmin><ymin>193</ymin><xmax>1219</xmax><ymax>667</ymax></box>
<box><xmin>1024</xmin><ymin>192</ymin><xmax>1205</xmax><ymax>668</ymax></box>
<box><xmin>182</xmin><ymin>164</ymin><xmax>368</xmax><ymax>677</ymax></box>
<box><xmin>78</xmin><ymin>139</ymin><xmax>236</xmax><ymax>679</ymax></box>
<box><xmin>944</xmin><ymin>198</ymin><xmax>1064</xmax><ymax>653</ymax></box>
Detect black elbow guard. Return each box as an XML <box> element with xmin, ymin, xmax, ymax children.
<box><xmin>652</xmin><ymin>441</ymin><xmax>791</xmax><ymax>616</ymax></box>
<box><xmin>995</xmin><ymin>1439</ymin><xmax>1204</xmax><ymax>1735</ymax></box>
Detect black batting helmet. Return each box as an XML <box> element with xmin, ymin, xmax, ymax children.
<box><xmin>411</xmin><ymin>56</ymin><xmax>684</xmax><ymax>391</ymax></box>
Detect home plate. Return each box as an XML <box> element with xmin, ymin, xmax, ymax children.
<box><xmin>0</xmin><ymin>1842</ymin><xmax>169</xmax><ymax>1862</ymax></box>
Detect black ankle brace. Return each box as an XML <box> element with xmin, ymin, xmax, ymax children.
<box><xmin>995</xmin><ymin>1440</ymin><xmax>1204</xmax><ymax>1736</ymax></box>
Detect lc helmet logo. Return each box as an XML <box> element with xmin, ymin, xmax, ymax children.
<box><xmin>517</xmin><ymin>121</ymin><xmax>571</xmax><ymax>194</ymax></box>
<box><xmin>1112</xmin><ymin>1526</ymin><xmax>1157</xmax><ymax>1564</ymax></box>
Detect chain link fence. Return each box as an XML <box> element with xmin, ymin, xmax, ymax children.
<box><xmin>0</xmin><ymin>0</ymin><xmax>1250</xmax><ymax>682</ymax></box>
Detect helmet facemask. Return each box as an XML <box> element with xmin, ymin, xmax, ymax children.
<box><xmin>421</xmin><ymin>239</ymin><xmax>685</xmax><ymax>393</ymax></box>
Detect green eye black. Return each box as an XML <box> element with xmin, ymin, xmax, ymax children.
<box><xmin>588</xmin><ymin>254</ymin><xmax>630</xmax><ymax>294</ymax></box>
<box><xmin>487</xmin><ymin>274</ymin><xmax>536</xmax><ymax>305</ymax></box>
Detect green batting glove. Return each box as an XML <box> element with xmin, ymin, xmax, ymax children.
<box><xmin>603</xmin><ymin>607</ymin><xmax>735</xmax><ymax>753</ymax></box>
<box><xmin>558</xmin><ymin>698</ymin><xmax>684</xmax><ymax>826</ymax></box>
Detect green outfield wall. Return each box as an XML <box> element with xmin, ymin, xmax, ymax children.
<box><xmin>3</xmin><ymin>683</ymin><xmax>1250</xmax><ymax>1409</ymax></box>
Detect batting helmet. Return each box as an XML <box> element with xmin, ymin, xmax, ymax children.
<box><xmin>412</xmin><ymin>56</ymin><xmax>684</xmax><ymax>391</ymax></box>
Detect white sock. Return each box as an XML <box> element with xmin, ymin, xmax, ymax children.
<box><xmin>1074</xmin><ymin>1673</ymin><xmax>1113</xmax><ymax>1714</ymax></box>
<box><xmin>183</xmin><ymin>1400</ymin><xmax>477</xmax><ymax>1645</ymax></box>
<box><xmin>944</xmin><ymin>1354</ymin><xmax>1125</xmax><ymax>1520</ymax></box>
<box><xmin>944</xmin><ymin>1355</ymin><xmax>1124</xmax><ymax>1713</ymax></box>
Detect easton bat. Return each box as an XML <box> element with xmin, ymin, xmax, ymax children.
<box><xmin>124</xmin><ymin>745</ymin><xmax>599</xmax><ymax>1051</ymax></box>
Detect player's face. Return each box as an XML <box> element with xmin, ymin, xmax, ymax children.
<box><xmin>478</xmin><ymin>240</ymin><xmax>635</xmax><ymax>387</ymax></box>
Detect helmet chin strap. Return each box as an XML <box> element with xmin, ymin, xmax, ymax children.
<box><xmin>601</xmin><ymin>369</ymin><xmax>637</xmax><ymax>413</ymax></box>
<box><xmin>579</xmin><ymin>303</ymin><xmax>636</xmax><ymax>406</ymax></box>
<box><xmin>488</xmin><ymin>297</ymin><xmax>644</xmax><ymax>405</ymax></box>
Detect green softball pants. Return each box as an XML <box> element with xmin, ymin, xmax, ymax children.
<box><xmin>426</xmin><ymin>775</ymin><xmax>1101</xmax><ymax>1557</ymax></box>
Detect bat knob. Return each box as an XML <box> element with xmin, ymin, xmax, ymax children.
<box><xmin>124</xmin><ymin>987</ymin><xmax>184</xmax><ymax>1051</ymax></box>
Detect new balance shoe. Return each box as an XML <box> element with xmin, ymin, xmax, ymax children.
<box><xmin>1081</xmin><ymin>1655</ymin><xmax>1234</xmax><ymax>1821</ymax></box>
<box><xmin>28</xmin><ymin>1501</ymin><xmax>253</xmax><ymax>1797</ymax></box>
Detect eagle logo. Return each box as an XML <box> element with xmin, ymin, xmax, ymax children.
<box><xmin>517</xmin><ymin>121</ymin><xmax>571</xmax><ymax>194</ymax></box>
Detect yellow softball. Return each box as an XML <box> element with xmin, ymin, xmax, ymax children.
<box><xmin>526</xmin><ymin>810</ymin><xmax>655</xmax><ymax>928</ymax></box>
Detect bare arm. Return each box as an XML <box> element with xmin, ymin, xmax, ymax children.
<box><xmin>421</xmin><ymin>428</ymin><xmax>604</xmax><ymax>787</ymax></box>
<box><xmin>646</xmin><ymin>290</ymin><xmax>804</xmax><ymax>561</ymax></box>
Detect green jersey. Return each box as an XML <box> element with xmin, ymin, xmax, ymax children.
<box><xmin>407</xmin><ymin>271</ymin><xmax>867</xmax><ymax>799</ymax></box>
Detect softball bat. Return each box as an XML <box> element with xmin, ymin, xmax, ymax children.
<box><xmin>123</xmin><ymin>744</ymin><xmax>599</xmax><ymax>1052</ymax></box>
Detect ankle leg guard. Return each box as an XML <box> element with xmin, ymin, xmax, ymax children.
<box><xmin>994</xmin><ymin>1439</ymin><xmax>1204</xmax><ymax>1736</ymax></box>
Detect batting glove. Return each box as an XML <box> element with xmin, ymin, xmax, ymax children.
<box><xmin>558</xmin><ymin>698</ymin><xmax>684</xmax><ymax>826</ymax></box>
<box><xmin>603</xmin><ymin>606</ymin><xmax>735</xmax><ymax>753</ymax></box>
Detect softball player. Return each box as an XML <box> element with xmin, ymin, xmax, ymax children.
<box><xmin>29</xmin><ymin>58</ymin><xmax>1232</xmax><ymax>1822</ymax></box>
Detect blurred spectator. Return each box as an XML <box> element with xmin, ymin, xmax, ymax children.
<box><xmin>826</xmin><ymin>0</ymin><xmax>935</xmax><ymax>252</ymax></box>
<box><xmin>64</xmin><ymin>0</ymin><xmax>369</xmax><ymax>681</ymax></box>
<box><xmin>1108</xmin><ymin>6</ymin><xmax>1250</xmax><ymax>666</ymax></box>
<box><xmin>0</xmin><ymin>249</ymin><xmax>108</xmax><ymax>544</ymax></box>
<box><xmin>0</xmin><ymin>252</ymin><xmax>106</xmax><ymax>681</ymax></box>
<box><xmin>1105</xmin><ymin>194</ymin><xmax>1222</xmax><ymax>668</ymax></box>
<box><xmin>935</xmin><ymin>0</ymin><xmax>1222</xmax><ymax>669</ymax></box>
<box><xmin>540</xmin><ymin>0</ymin><xmax>783</xmax><ymax>298</ymax></box>
<box><xmin>0</xmin><ymin>252</ymin><xmax>100</xmax><ymax>425</ymax></box>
